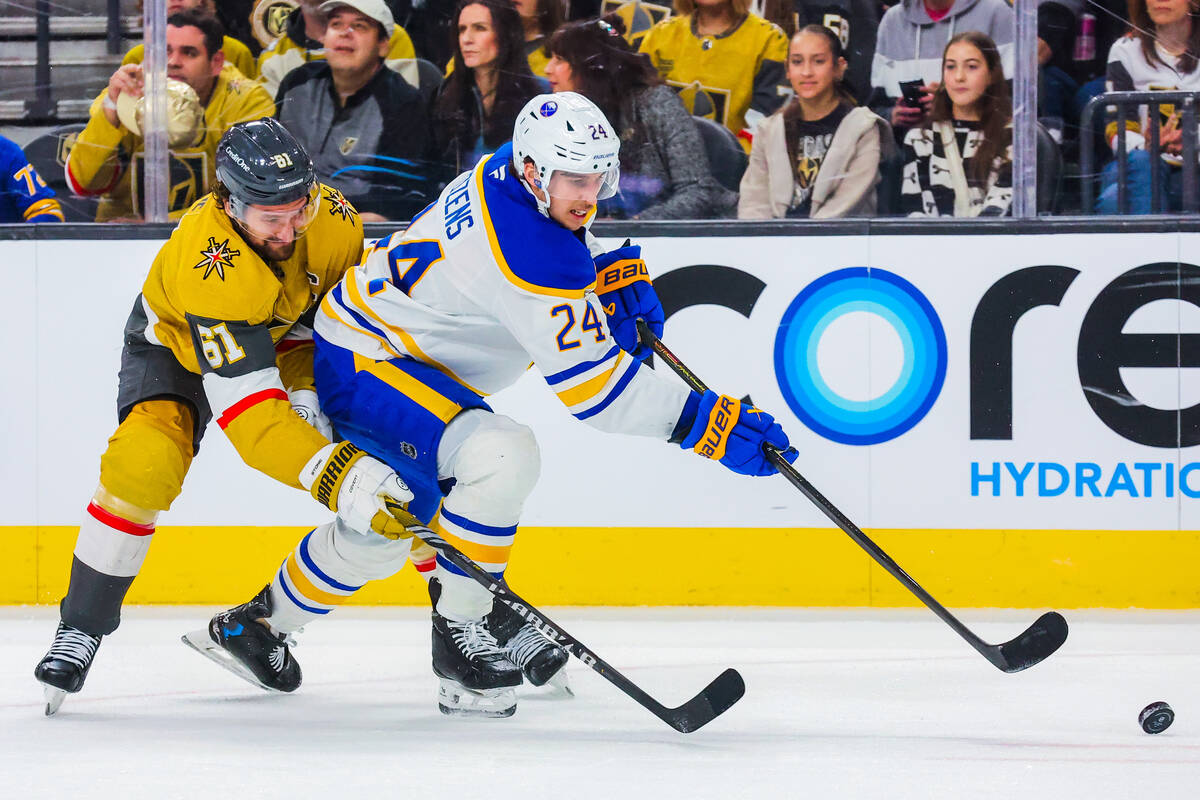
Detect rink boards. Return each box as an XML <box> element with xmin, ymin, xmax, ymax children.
<box><xmin>3</xmin><ymin>226</ymin><xmax>1199</xmax><ymax>608</ymax></box>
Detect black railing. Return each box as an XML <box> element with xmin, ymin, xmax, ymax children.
<box><xmin>1080</xmin><ymin>90</ymin><xmax>1200</xmax><ymax>214</ymax></box>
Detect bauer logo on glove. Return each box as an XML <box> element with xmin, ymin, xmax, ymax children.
<box><xmin>594</xmin><ymin>243</ymin><xmax>664</xmax><ymax>361</ymax></box>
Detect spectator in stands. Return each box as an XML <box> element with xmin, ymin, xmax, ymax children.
<box><xmin>638</xmin><ymin>0</ymin><xmax>790</xmax><ymax>148</ymax></box>
<box><xmin>900</xmin><ymin>30</ymin><xmax>1012</xmax><ymax>216</ymax></box>
<box><xmin>605</xmin><ymin>0</ymin><xmax>674</xmax><ymax>48</ymax></box>
<box><xmin>442</xmin><ymin>0</ymin><xmax>562</xmax><ymax>76</ymax></box>
<box><xmin>276</xmin><ymin>0</ymin><xmax>433</xmax><ymax>221</ymax></box>
<box><xmin>257</xmin><ymin>0</ymin><xmax>416</xmax><ymax>95</ymax></box>
<box><xmin>0</xmin><ymin>135</ymin><xmax>64</xmax><ymax>223</ymax></box>
<box><xmin>213</xmin><ymin>0</ymin><xmax>262</xmax><ymax>56</ymax></box>
<box><xmin>517</xmin><ymin>0</ymin><xmax>564</xmax><ymax>74</ymax></box>
<box><xmin>545</xmin><ymin>17</ymin><xmax>736</xmax><ymax>218</ymax></box>
<box><xmin>1097</xmin><ymin>0</ymin><xmax>1200</xmax><ymax>214</ymax></box>
<box><xmin>66</xmin><ymin>11</ymin><xmax>275</xmax><ymax>221</ymax></box>
<box><xmin>793</xmin><ymin>0</ymin><xmax>881</xmax><ymax>103</ymax></box>
<box><xmin>125</xmin><ymin>0</ymin><xmax>258</xmax><ymax>78</ymax></box>
<box><xmin>391</xmin><ymin>0</ymin><xmax>459</xmax><ymax>65</ymax></box>
<box><xmin>869</xmin><ymin>0</ymin><xmax>1013</xmax><ymax>140</ymax></box>
<box><xmin>740</xmin><ymin>24</ymin><xmax>889</xmax><ymax>217</ymax></box>
<box><xmin>432</xmin><ymin>0</ymin><xmax>544</xmax><ymax>173</ymax></box>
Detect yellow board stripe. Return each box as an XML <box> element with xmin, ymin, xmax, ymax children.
<box><xmin>13</xmin><ymin>526</ymin><xmax>1200</xmax><ymax>608</ymax></box>
<box><xmin>285</xmin><ymin>554</ymin><xmax>353</xmax><ymax>607</ymax></box>
<box><xmin>473</xmin><ymin>163</ymin><xmax>593</xmax><ymax>299</ymax></box>
<box><xmin>556</xmin><ymin>351</ymin><xmax>625</xmax><ymax>407</ymax></box>
<box><xmin>353</xmin><ymin>352</ymin><xmax>462</xmax><ymax>422</ymax></box>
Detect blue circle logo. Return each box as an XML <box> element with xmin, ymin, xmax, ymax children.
<box><xmin>774</xmin><ymin>267</ymin><xmax>947</xmax><ymax>445</ymax></box>
<box><xmin>539</xmin><ymin>101</ymin><xmax>558</xmax><ymax>117</ymax></box>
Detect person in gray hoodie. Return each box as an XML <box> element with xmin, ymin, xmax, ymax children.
<box><xmin>867</xmin><ymin>0</ymin><xmax>1013</xmax><ymax>137</ymax></box>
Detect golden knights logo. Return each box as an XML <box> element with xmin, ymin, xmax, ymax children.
<box><xmin>193</xmin><ymin>236</ymin><xmax>241</xmax><ymax>280</ymax></box>
<box><xmin>324</xmin><ymin>186</ymin><xmax>357</xmax><ymax>221</ymax></box>
<box><xmin>601</xmin><ymin>0</ymin><xmax>672</xmax><ymax>48</ymax></box>
<box><xmin>252</xmin><ymin>0</ymin><xmax>298</xmax><ymax>47</ymax></box>
<box><xmin>669</xmin><ymin>80</ymin><xmax>730</xmax><ymax>127</ymax></box>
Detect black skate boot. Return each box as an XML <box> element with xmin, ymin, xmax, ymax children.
<box><xmin>34</xmin><ymin>621</ymin><xmax>103</xmax><ymax>715</ymax></box>
<box><xmin>487</xmin><ymin>602</ymin><xmax>571</xmax><ymax>693</ymax></box>
<box><xmin>181</xmin><ymin>585</ymin><xmax>301</xmax><ymax>693</ymax></box>
<box><xmin>431</xmin><ymin>610</ymin><xmax>522</xmax><ymax>717</ymax></box>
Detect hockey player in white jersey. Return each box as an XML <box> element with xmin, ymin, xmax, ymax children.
<box><xmin>199</xmin><ymin>92</ymin><xmax>796</xmax><ymax>717</ymax></box>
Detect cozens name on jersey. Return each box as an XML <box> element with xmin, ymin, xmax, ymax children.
<box><xmin>442</xmin><ymin>172</ymin><xmax>474</xmax><ymax>240</ymax></box>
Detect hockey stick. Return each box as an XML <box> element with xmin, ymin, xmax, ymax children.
<box><xmin>637</xmin><ymin>319</ymin><xmax>1068</xmax><ymax>674</ymax></box>
<box><xmin>383</xmin><ymin>500</ymin><xmax>745</xmax><ymax>733</ymax></box>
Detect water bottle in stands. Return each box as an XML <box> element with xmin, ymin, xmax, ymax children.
<box><xmin>1073</xmin><ymin>13</ymin><xmax>1096</xmax><ymax>62</ymax></box>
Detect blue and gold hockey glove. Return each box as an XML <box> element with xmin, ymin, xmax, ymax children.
<box><xmin>676</xmin><ymin>391</ymin><xmax>797</xmax><ymax>477</ymax></box>
<box><xmin>594</xmin><ymin>243</ymin><xmax>663</xmax><ymax>361</ymax></box>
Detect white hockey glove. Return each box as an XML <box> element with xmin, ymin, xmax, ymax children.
<box><xmin>289</xmin><ymin>388</ymin><xmax>334</xmax><ymax>440</ymax></box>
<box><xmin>301</xmin><ymin>441</ymin><xmax>416</xmax><ymax>539</ymax></box>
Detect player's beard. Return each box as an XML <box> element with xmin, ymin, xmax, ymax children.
<box><xmin>253</xmin><ymin>239</ymin><xmax>297</xmax><ymax>262</ymax></box>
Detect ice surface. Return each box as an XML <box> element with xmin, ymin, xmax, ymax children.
<box><xmin>3</xmin><ymin>607</ymin><xmax>1197</xmax><ymax>799</ymax></box>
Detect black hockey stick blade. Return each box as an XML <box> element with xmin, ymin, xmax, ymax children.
<box><xmin>382</xmin><ymin>500</ymin><xmax>744</xmax><ymax>732</ymax></box>
<box><xmin>667</xmin><ymin>667</ymin><xmax>746</xmax><ymax>733</ymax></box>
<box><xmin>989</xmin><ymin>611</ymin><xmax>1069</xmax><ymax>673</ymax></box>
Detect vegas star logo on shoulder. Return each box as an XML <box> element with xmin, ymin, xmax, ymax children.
<box><xmin>325</xmin><ymin>186</ymin><xmax>357</xmax><ymax>221</ymax></box>
<box><xmin>192</xmin><ymin>236</ymin><xmax>241</xmax><ymax>281</ymax></box>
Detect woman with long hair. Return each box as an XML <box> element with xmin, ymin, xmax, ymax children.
<box><xmin>900</xmin><ymin>31</ymin><xmax>1013</xmax><ymax>217</ymax></box>
<box><xmin>545</xmin><ymin>17</ymin><xmax>735</xmax><ymax>218</ymax></box>
<box><xmin>739</xmin><ymin>24</ymin><xmax>890</xmax><ymax>218</ymax></box>
<box><xmin>638</xmin><ymin>0</ymin><xmax>789</xmax><ymax>147</ymax></box>
<box><xmin>1098</xmin><ymin>0</ymin><xmax>1200</xmax><ymax>213</ymax></box>
<box><xmin>432</xmin><ymin>0</ymin><xmax>544</xmax><ymax>173</ymax></box>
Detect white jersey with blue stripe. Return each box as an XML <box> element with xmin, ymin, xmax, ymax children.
<box><xmin>316</xmin><ymin>143</ymin><xmax>691</xmax><ymax>437</ymax></box>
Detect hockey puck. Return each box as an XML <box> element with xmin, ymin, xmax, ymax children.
<box><xmin>1139</xmin><ymin>701</ymin><xmax>1174</xmax><ymax>734</ymax></box>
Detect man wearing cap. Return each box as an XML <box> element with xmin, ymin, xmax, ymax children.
<box><xmin>67</xmin><ymin>10</ymin><xmax>275</xmax><ymax>221</ymax></box>
<box><xmin>275</xmin><ymin>0</ymin><xmax>434</xmax><ymax>221</ymax></box>
<box><xmin>257</xmin><ymin>0</ymin><xmax>416</xmax><ymax>97</ymax></box>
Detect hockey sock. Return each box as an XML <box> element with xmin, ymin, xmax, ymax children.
<box><xmin>430</xmin><ymin>507</ymin><xmax>515</xmax><ymax>622</ymax></box>
<box><xmin>60</xmin><ymin>497</ymin><xmax>157</xmax><ymax>635</ymax></box>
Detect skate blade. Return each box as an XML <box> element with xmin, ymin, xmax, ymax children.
<box><xmin>541</xmin><ymin>667</ymin><xmax>574</xmax><ymax>699</ymax></box>
<box><xmin>437</xmin><ymin>678</ymin><xmax>516</xmax><ymax>718</ymax></box>
<box><xmin>181</xmin><ymin>630</ymin><xmax>283</xmax><ymax>694</ymax></box>
<box><xmin>42</xmin><ymin>685</ymin><xmax>67</xmax><ymax>716</ymax></box>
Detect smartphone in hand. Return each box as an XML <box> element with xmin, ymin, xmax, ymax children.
<box><xmin>899</xmin><ymin>79</ymin><xmax>925</xmax><ymax>108</ymax></box>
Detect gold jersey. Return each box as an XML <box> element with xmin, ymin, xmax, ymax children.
<box><xmin>138</xmin><ymin>185</ymin><xmax>364</xmax><ymax>487</ymax></box>
<box><xmin>639</xmin><ymin>13</ymin><xmax>788</xmax><ymax>143</ymax></box>
<box><xmin>67</xmin><ymin>66</ymin><xmax>274</xmax><ymax>222</ymax></box>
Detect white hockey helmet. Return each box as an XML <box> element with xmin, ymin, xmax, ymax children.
<box><xmin>512</xmin><ymin>92</ymin><xmax>620</xmax><ymax>215</ymax></box>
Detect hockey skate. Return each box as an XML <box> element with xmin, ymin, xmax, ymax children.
<box><xmin>432</xmin><ymin>611</ymin><xmax>522</xmax><ymax>717</ymax></box>
<box><xmin>34</xmin><ymin>621</ymin><xmax>103</xmax><ymax>716</ymax></box>
<box><xmin>487</xmin><ymin>602</ymin><xmax>572</xmax><ymax>697</ymax></box>
<box><xmin>182</xmin><ymin>585</ymin><xmax>301</xmax><ymax>693</ymax></box>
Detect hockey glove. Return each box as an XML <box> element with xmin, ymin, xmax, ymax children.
<box><xmin>594</xmin><ymin>243</ymin><xmax>663</xmax><ymax>361</ymax></box>
<box><xmin>289</xmin><ymin>388</ymin><xmax>333</xmax><ymax>441</ymax></box>
<box><xmin>303</xmin><ymin>441</ymin><xmax>416</xmax><ymax>538</ymax></box>
<box><xmin>677</xmin><ymin>391</ymin><xmax>796</xmax><ymax>477</ymax></box>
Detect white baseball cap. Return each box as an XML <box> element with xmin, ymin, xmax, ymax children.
<box><xmin>318</xmin><ymin>0</ymin><xmax>394</xmax><ymax>39</ymax></box>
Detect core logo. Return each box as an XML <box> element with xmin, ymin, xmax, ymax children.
<box><xmin>773</xmin><ymin>268</ymin><xmax>947</xmax><ymax>445</ymax></box>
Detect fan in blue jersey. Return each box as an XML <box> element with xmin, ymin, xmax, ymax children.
<box><xmin>197</xmin><ymin>92</ymin><xmax>796</xmax><ymax>718</ymax></box>
<box><xmin>0</xmin><ymin>135</ymin><xmax>63</xmax><ymax>223</ymax></box>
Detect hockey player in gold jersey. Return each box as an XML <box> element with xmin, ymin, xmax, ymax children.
<box><xmin>639</xmin><ymin>0</ymin><xmax>788</xmax><ymax>147</ymax></box>
<box><xmin>34</xmin><ymin>118</ymin><xmax>416</xmax><ymax>715</ymax></box>
<box><xmin>66</xmin><ymin>11</ymin><xmax>274</xmax><ymax>222</ymax></box>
